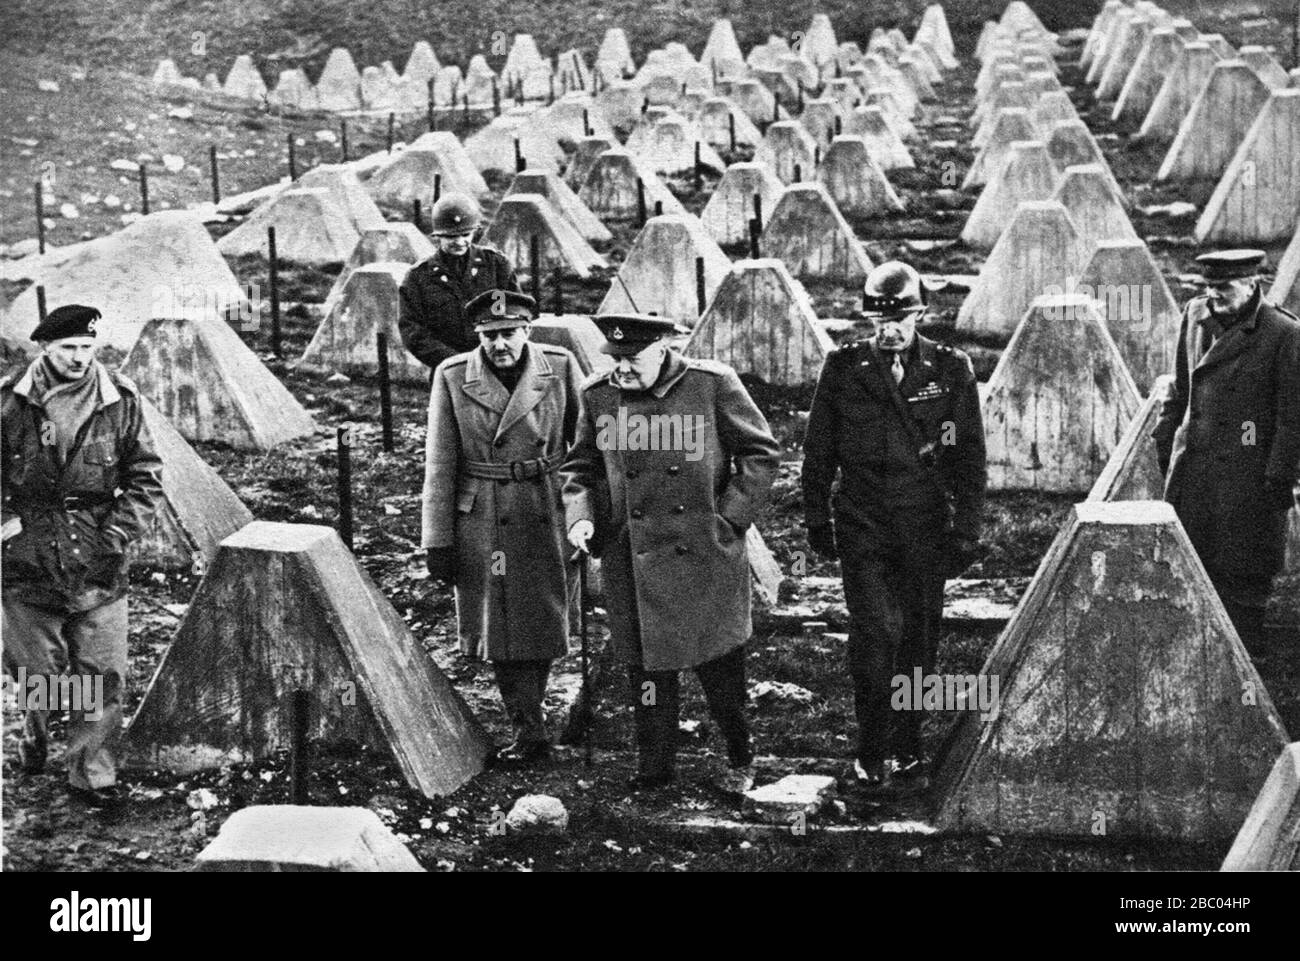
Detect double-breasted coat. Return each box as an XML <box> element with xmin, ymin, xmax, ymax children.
<box><xmin>422</xmin><ymin>342</ymin><xmax>584</xmax><ymax>661</ymax></box>
<box><xmin>399</xmin><ymin>245</ymin><xmax>520</xmax><ymax>372</ymax></box>
<box><xmin>1153</xmin><ymin>288</ymin><xmax>1300</xmax><ymax>600</ymax></box>
<box><xmin>560</xmin><ymin>350</ymin><xmax>781</xmax><ymax>672</ymax></box>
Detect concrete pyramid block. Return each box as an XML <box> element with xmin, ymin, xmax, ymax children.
<box><xmin>128</xmin><ymin>522</ymin><xmax>492</xmax><ymax>797</ymax></box>
<box><xmin>897</xmin><ymin>55</ymin><xmax>936</xmax><ymax>101</ymax></box>
<box><xmin>122</xmin><ymin>316</ymin><xmax>318</xmax><ymax>451</ymax></box>
<box><xmin>403</xmin><ymin>40</ymin><xmax>440</xmax><ymax>87</ymax></box>
<box><xmin>1198</xmin><ymin>33</ymin><xmax>1236</xmax><ymax>60</ymax></box>
<box><xmin>407</xmin><ymin>132</ymin><xmax>490</xmax><ymax>198</ymax></box>
<box><xmin>1269</xmin><ymin>221</ymin><xmax>1300</xmax><ymax>313</ymax></box>
<box><xmin>0</xmin><ymin>210</ymin><xmax>247</xmax><ymax>357</ymax></box>
<box><xmin>684</xmin><ymin>258</ymin><xmax>832</xmax><ymax>385</ymax></box>
<box><xmin>135</xmin><ymin>397</ymin><xmax>254</xmax><ymax>570</ymax></box>
<box><xmin>293</xmin><ymin>164</ymin><xmax>388</xmax><ymax>233</ymax></box>
<box><xmin>597</xmin><ymin>214</ymin><xmax>730</xmax><ymax>326</ymax></box>
<box><xmin>983</xmin><ymin>293</ymin><xmax>1141</xmax><ymax>492</ymax></box>
<box><xmin>483</xmin><ymin>193</ymin><xmax>606</xmax><ymax>279</ymax></box>
<box><xmin>322</xmin><ymin>223</ymin><xmax>434</xmax><ymax>316</ymax></box>
<box><xmin>1239</xmin><ymin>46</ymin><xmax>1291</xmax><ymax>90</ymax></box>
<box><xmin>197</xmin><ymin>805</ymin><xmax>424</xmax><ymax>872</ymax></box>
<box><xmin>636</xmin><ymin>118</ymin><xmax>726</xmax><ymax>176</ymax></box>
<box><xmin>504</xmin><ymin>168</ymin><xmax>611</xmax><ymax>244</ymax></box>
<box><xmin>824</xmin><ymin>77</ymin><xmax>865</xmax><ymax>115</ymax></box>
<box><xmin>962</xmin><ymin>139</ymin><xmax>1058</xmax><ymax>249</ymax></box>
<box><xmin>597</xmin><ymin>28</ymin><xmax>635</xmax><ymax>77</ymax></box>
<box><xmin>974</xmin><ymin>81</ymin><xmax>1034</xmax><ymax>136</ymax></box>
<box><xmin>1087</xmin><ymin>374</ymin><xmax>1175</xmax><ymax>502</ymax></box>
<box><xmin>1087</xmin><ymin>7</ymin><xmax>1134</xmax><ymax>83</ymax></box>
<box><xmin>152</xmin><ymin>58</ymin><xmax>183</xmax><ymax>86</ymax></box>
<box><xmin>716</xmin><ymin>78</ymin><xmax>781</xmax><ymax>126</ymax></box>
<box><xmin>301</xmin><ymin>262</ymin><xmax>423</xmax><ymax>382</ymax></box>
<box><xmin>528</xmin><ymin>314</ymin><xmax>613</xmax><ymax>376</ymax></box>
<box><xmin>1222</xmin><ymin>742</ymin><xmax>1300</xmax><ymax>870</ymax></box>
<box><xmin>316</xmin><ymin>47</ymin><xmax>362</xmax><ymax>111</ymax></box>
<box><xmin>1195</xmin><ymin>90</ymin><xmax>1300</xmax><ymax>243</ymax></box>
<box><xmin>843</xmin><ymin>106</ymin><xmax>914</xmax><ymax>170</ymax></box>
<box><xmin>957</xmin><ymin>200</ymin><xmax>1083</xmax><ymax>337</ymax></box>
<box><xmin>539</xmin><ymin>96</ymin><xmax>616</xmax><ymax>144</ymax></box>
<box><xmin>217</xmin><ymin>188</ymin><xmax>360</xmax><ymax>265</ymax></box>
<box><xmin>269</xmin><ymin>69</ymin><xmax>318</xmax><ymax>112</ymax></box>
<box><xmin>934</xmin><ymin>500</ymin><xmax>1289</xmax><ymax>838</ymax></box>
<box><xmin>701</xmin><ymin>162</ymin><xmax>786</xmax><ymax>247</ymax></box>
<box><xmin>593</xmin><ymin>80</ymin><xmax>643</xmax><ymax>128</ymax></box>
<box><xmin>964</xmin><ymin>108</ymin><xmax>1037</xmax><ymax>189</ymax></box>
<box><xmin>223</xmin><ymin>55</ymin><xmax>267</xmax><ymax>101</ymax></box>
<box><xmin>360</xmin><ymin>65</ymin><xmax>397</xmax><ymax>111</ymax></box>
<box><xmin>1078</xmin><ymin>240</ymin><xmax>1180</xmax><ymax>393</ymax></box>
<box><xmin>503</xmin><ymin>33</ymin><xmax>546</xmax><ymax>81</ymax></box>
<box><xmin>1045</xmin><ymin>120</ymin><xmax>1124</xmax><ymax>198</ymax></box>
<box><xmin>366</xmin><ymin>149</ymin><xmax>481</xmax><ymax>212</ymax></box>
<box><xmin>464</xmin><ymin>112</ymin><xmax>564</xmax><ymax>174</ymax></box>
<box><xmin>463</xmin><ymin>55</ymin><xmax>497</xmax><ymax>106</ymax></box>
<box><xmin>1113</xmin><ymin>27</ymin><xmax>1183</xmax><ymax>125</ymax></box>
<box><xmin>563</xmin><ymin>136</ymin><xmax>617</xmax><ymax>191</ymax></box>
<box><xmin>1053</xmin><ymin>163</ymin><xmax>1138</xmax><ymax>257</ymax></box>
<box><xmin>1096</xmin><ymin>16</ymin><xmax>1154</xmax><ymax>101</ymax></box>
<box><xmin>801</xmin><ymin>13</ymin><xmax>839</xmax><ymax>72</ymax></box>
<box><xmin>863</xmin><ymin>87</ymin><xmax>917</xmax><ymax>139</ymax></box>
<box><xmin>556</xmin><ymin>48</ymin><xmax>591</xmax><ymax>94</ymax></box>
<box><xmin>1157</xmin><ymin>61</ymin><xmax>1271</xmax><ymax>182</ymax></box>
<box><xmin>799</xmin><ymin>98</ymin><xmax>845</xmax><ymax>150</ymax></box>
<box><xmin>761</xmin><ymin>182</ymin><xmax>873</xmax><ymax>283</ymax></box>
<box><xmin>432</xmin><ymin>64</ymin><xmax>463</xmax><ymax>106</ymax></box>
<box><xmin>700</xmin><ymin>97</ymin><xmax>764</xmax><ymax>149</ymax></box>
<box><xmin>577</xmin><ymin>148</ymin><xmax>687</xmax><ymax>220</ymax></box>
<box><xmin>816</xmin><ymin>135</ymin><xmax>904</xmax><ymax>218</ymax></box>
<box><xmin>701</xmin><ymin>18</ymin><xmax>745</xmax><ymax>77</ymax></box>
<box><xmin>1137</xmin><ymin>42</ymin><xmax>1220</xmax><ymax>144</ymax></box>
<box><xmin>754</xmin><ymin>121</ymin><xmax>819</xmax><ymax>186</ymax></box>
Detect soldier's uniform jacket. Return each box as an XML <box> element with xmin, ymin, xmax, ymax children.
<box><xmin>561</xmin><ymin>350</ymin><xmax>781</xmax><ymax>672</ymax></box>
<box><xmin>1</xmin><ymin>361</ymin><xmax>163</xmax><ymax>612</ymax></box>
<box><xmin>423</xmin><ymin>343</ymin><xmax>584</xmax><ymax>661</ymax></box>
<box><xmin>399</xmin><ymin>245</ymin><xmax>520</xmax><ymax>372</ymax></box>
<box><xmin>802</xmin><ymin>333</ymin><xmax>986</xmax><ymax>546</ymax></box>
<box><xmin>1153</xmin><ymin>288</ymin><xmax>1300</xmax><ymax>591</ymax></box>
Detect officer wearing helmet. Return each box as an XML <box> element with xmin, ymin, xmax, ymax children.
<box><xmin>399</xmin><ymin>192</ymin><xmax>522</xmax><ymax>373</ymax></box>
<box><xmin>801</xmin><ymin>261</ymin><xmax>987</xmax><ymax>788</ymax></box>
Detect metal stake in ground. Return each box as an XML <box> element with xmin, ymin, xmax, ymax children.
<box><xmin>433</xmin><ymin>173</ymin><xmax>442</xmax><ymax>204</ymax></box>
<box><xmin>411</xmin><ymin>198</ymin><xmax>422</xmax><ymax>232</ymax></box>
<box><xmin>752</xmin><ymin>193</ymin><xmax>764</xmax><ymax>235</ymax></box>
<box><xmin>749</xmin><ymin>217</ymin><xmax>761</xmax><ymax>259</ymax></box>
<box><xmin>529</xmin><ymin>235</ymin><xmax>542</xmax><ymax>305</ymax></box>
<box><xmin>693</xmin><ymin>141</ymin><xmax>703</xmax><ymax>192</ymax></box>
<box><xmin>636</xmin><ymin>178</ymin><xmax>647</xmax><ymax>226</ymax></box>
<box><xmin>462</xmin><ymin>93</ymin><xmax>470</xmax><ymax>124</ymax></box>
<box><xmin>514</xmin><ymin>138</ymin><xmax>525</xmax><ymax>173</ymax></box>
<box><xmin>336</xmin><ymin>425</ymin><xmax>354</xmax><ymax>550</ymax></box>
<box><xmin>386</xmin><ymin>112</ymin><xmax>395</xmax><ymax>153</ymax></box>
<box><xmin>288</xmin><ymin>134</ymin><xmax>298</xmax><ymax>180</ymax></box>
<box><xmin>138</xmin><ymin>162</ymin><xmax>150</xmax><ymax>216</ymax></box>
<box><xmin>209</xmin><ymin>145</ymin><xmax>220</xmax><ymax>204</ymax></box>
<box><xmin>36</xmin><ymin>284</ymin><xmax>47</xmax><ymax>324</ymax></box>
<box><xmin>34</xmin><ymin>181</ymin><xmax>45</xmax><ymax>255</ymax></box>
<box><xmin>583</xmin><ymin>108</ymin><xmax>591</xmax><ymax>137</ymax></box>
<box><xmin>289</xmin><ymin>688</ymin><xmax>311</xmax><ymax>804</ymax></box>
<box><xmin>267</xmin><ymin>226</ymin><xmax>283</xmax><ymax>360</ymax></box>
<box><xmin>793</xmin><ymin>163</ymin><xmax>802</xmax><ymax>184</ymax></box>
<box><xmin>340</xmin><ymin>119</ymin><xmax>349</xmax><ymax>163</ymax></box>
<box><xmin>695</xmin><ymin>256</ymin><xmax>706</xmax><ymax>315</ymax></box>
<box><xmin>427</xmin><ymin>80</ymin><xmax>436</xmax><ymax>131</ymax></box>
<box><xmin>729</xmin><ymin>112</ymin><xmax>736</xmax><ymax>152</ymax></box>
<box><xmin>654</xmin><ymin>200</ymin><xmax>663</xmax><ymax>217</ymax></box>
<box><xmin>492</xmin><ymin>76</ymin><xmax>500</xmax><ymax>116</ymax></box>
<box><xmin>376</xmin><ymin>333</ymin><xmax>394</xmax><ymax>453</ymax></box>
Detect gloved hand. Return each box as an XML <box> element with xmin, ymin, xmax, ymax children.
<box><xmin>946</xmin><ymin>536</ymin><xmax>983</xmax><ymax>578</ymax></box>
<box><xmin>807</xmin><ymin>523</ymin><xmax>838</xmax><ymax>559</ymax></box>
<box><xmin>1264</xmin><ymin>480</ymin><xmax>1297</xmax><ymax>513</ymax></box>
<box><xmin>426</xmin><ymin>546</ymin><xmax>456</xmax><ymax>585</ymax></box>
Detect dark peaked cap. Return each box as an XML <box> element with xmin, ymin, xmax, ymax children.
<box><xmin>31</xmin><ymin>304</ymin><xmax>101</xmax><ymax>342</ymax></box>
<box><xmin>466</xmin><ymin>289</ymin><xmax>537</xmax><ymax>331</ymax></box>
<box><xmin>594</xmin><ymin>313</ymin><xmax>689</xmax><ymax>355</ymax></box>
<box><xmin>1194</xmin><ymin>249</ymin><xmax>1267</xmax><ymax>282</ymax></box>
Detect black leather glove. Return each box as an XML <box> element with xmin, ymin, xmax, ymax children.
<box><xmin>1264</xmin><ymin>480</ymin><xmax>1297</xmax><ymax>513</ymax></box>
<box><xmin>946</xmin><ymin>535</ymin><xmax>983</xmax><ymax>578</ymax></box>
<box><xmin>807</xmin><ymin>523</ymin><xmax>838</xmax><ymax>559</ymax></box>
<box><xmin>426</xmin><ymin>546</ymin><xmax>456</xmax><ymax>585</ymax></box>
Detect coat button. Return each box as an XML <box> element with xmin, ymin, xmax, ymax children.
<box><xmin>627</xmin><ymin>469</ymin><xmax>639</xmax><ymax>479</ymax></box>
<box><xmin>536</xmin><ymin>439</ymin><xmax>545</xmax><ymax>447</ymax></box>
<box><xmin>667</xmin><ymin>465</ymin><xmax>680</xmax><ymax>475</ymax></box>
<box><xmin>631</xmin><ymin>509</ymin><xmax>643</xmax><ymax>519</ymax></box>
<box><xmin>498</xmin><ymin>478</ymin><xmax>508</xmax><ymax>486</ymax></box>
<box><xmin>673</xmin><ymin>505</ymin><xmax>685</xmax><ymax>514</ymax></box>
<box><xmin>494</xmin><ymin>438</ymin><xmax>505</xmax><ymax>448</ymax></box>
<box><xmin>675</xmin><ymin>545</ymin><xmax>688</xmax><ymax>555</ymax></box>
<box><xmin>499</xmin><ymin>517</ymin><xmax>510</xmax><ymax>526</ymax></box>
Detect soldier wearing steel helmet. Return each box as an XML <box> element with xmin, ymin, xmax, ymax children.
<box><xmin>801</xmin><ymin>261</ymin><xmax>987</xmax><ymax>788</ymax></box>
<box><xmin>1153</xmin><ymin>249</ymin><xmax>1300</xmax><ymax>649</ymax></box>
<box><xmin>399</xmin><ymin>192</ymin><xmax>522</xmax><ymax>373</ymax></box>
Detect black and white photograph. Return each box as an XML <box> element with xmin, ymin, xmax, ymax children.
<box><xmin>1</xmin><ymin>0</ymin><xmax>1299</xmax><ymax>906</ymax></box>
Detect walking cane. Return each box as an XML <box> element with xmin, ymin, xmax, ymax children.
<box><xmin>571</xmin><ymin>546</ymin><xmax>592</xmax><ymax>769</ymax></box>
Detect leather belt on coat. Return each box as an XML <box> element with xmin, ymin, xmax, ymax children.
<box><xmin>461</xmin><ymin>450</ymin><xmax>565</xmax><ymax>481</ymax></box>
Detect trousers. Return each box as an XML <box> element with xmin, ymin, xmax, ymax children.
<box><xmin>2</xmin><ymin>593</ymin><xmax>128</xmax><ymax>789</ymax></box>
<box><xmin>628</xmin><ymin>645</ymin><xmax>751</xmax><ymax>777</ymax></box>
<box><xmin>492</xmin><ymin>659</ymin><xmax>553</xmax><ymax>745</ymax></box>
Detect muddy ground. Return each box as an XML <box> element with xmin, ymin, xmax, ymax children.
<box><xmin>2</xmin><ymin>18</ymin><xmax>1299</xmax><ymax>872</ymax></box>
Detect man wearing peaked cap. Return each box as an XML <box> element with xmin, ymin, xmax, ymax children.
<box><xmin>1154</xmin><ymin>249</ymin><xmax>1300</xmax><ymax>649</ymax></box>
<box><xmin>560</xmin><ymin>310</ymin><xmax>780</xmax><ymax>793</ymax></box>
<box><xmin>399</xmin><ymin>192</ymin><xmax>522</xmax><ymax>375</ymax></box>
<box><xmin>421</xmin><ymin>288</ymin><xmax>584</xmax><ymax>765</ymax></box>
<box><xmin>801</xmin><ymin>260</ymin><xmax>986</xmax><ymax>789</ymax></box>
<box><xmin>2</xmin><ymin>305</ymin><xmax>163</xmax><ymax>811</ymax></box>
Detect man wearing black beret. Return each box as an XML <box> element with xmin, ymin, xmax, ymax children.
<box><xmin>1154</xmin><ymin>250</ymin><xmax>1300</xmax><ymax>648</ymax></box>
<box><xmin>1</xmin><ymin>304</ymin><xmax>163</xmax><ymax>810</ymax></box>
<box><xmin>421</xmin><ymin>289</ymin><xmax>584</xmax><ymax>764</ymax></box>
